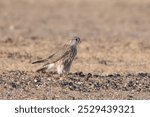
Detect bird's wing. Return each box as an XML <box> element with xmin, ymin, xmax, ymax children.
<box><xmin>47</xmin><ymin>45</ymin><xmax>70</xmax><ymax>63</ymax></box>
<box><xmin>41</xmin><ymin>44</ymin><xmax>70</xmax><ymax>66</ymax></box>
<box><xmin>35</xmin><ymin>47</ymin><xmax>71</xmax><ymax>72</ymax></box>
<box><xmin>32</xmin><ymin>44</ymin><xmax>68</xmax><ymax>64</ymax></box>
<box><xmin>32</xmin><ymin>58</ymin><xmax>48</xmax><ymax>64</ymax></box>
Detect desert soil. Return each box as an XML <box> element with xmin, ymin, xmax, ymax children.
<box><xmin>0</xmin><ymin>0</ymin><xmax>150</xmax><ymax>99</ymax></box>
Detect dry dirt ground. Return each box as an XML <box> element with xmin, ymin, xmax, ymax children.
<box><xmin>0</xmin><ymin>0</ymin><xmax>150</xmax><ymax>99</ymax></box>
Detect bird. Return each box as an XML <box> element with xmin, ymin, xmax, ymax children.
<box><xmin>32</xmin><ymin>36</ymin><xmax>81</xmax><ymax>75</ymax></box>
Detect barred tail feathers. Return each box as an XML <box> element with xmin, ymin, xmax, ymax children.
<box><xmin>36</xmin><ymin>66</ymin><xmax>47</xmax><ymax>72</ymax></box>
<box><xmin>32</xmin><ymin>59</ymin><xmax>47</xmax><ymax>64</ymax></box>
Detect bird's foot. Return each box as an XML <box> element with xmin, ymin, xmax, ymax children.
<box><xmin>58</xmin><ymin>73</ymin><xmax>68</xmax><ymax>80</ymax></box>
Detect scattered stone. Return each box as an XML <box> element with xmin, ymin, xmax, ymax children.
<box><xmin>93</xmin><ymin>74</ymin><xmax>99</xmax><ymax>78</ymax></box>
<box><xmin>0</xmin><ymin>70</ymin><xmax>150</xmax><ymax>99</ymax></box>
<box><xmin>138</xmin><ymin>73</ymin><xmax>148</xmax><ymax>77</ymax></box>
<box><xmin>78</xmin><ymin>72</ymin><xmax>85</xmax><ymax>77</ymax></box>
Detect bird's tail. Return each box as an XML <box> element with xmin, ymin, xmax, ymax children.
<box><xmin>36</xmin><ymin>66</ymin><xmax>47</xmax><ymax>72</ymax></box>
<box><xmin>32</xmin><ymin>59</ymin><xmax>47</xmax><ymax>64</ymax></box>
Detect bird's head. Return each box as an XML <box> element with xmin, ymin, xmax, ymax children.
<box><xmin>70</xmin><ymin>36</ymin><xmax>81</xmax><ymax>46</ymax></box>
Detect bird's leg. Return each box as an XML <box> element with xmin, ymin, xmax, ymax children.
<box><xmin>63</xmin><ymin>72</ymin><xmax>68</xmax><ymax>78</ymax></box>
<box><xmin>58</xmin><ymin>74</ymin><xmax>65</xmax><ymax>80</ymax></box>
<box><xmin>57</xmin><ymin>65</ymin><xmax>63</xmax><ymax>75</ymax></box>
<box><xmin>58</xmin><ymin>72</ymin><xmax>68</xmax><ymax>80</ymax></box>
<box><xmin>57</xmin><ymin>64</ymin><xmax>69</xmax><ymax>79</ymax></box>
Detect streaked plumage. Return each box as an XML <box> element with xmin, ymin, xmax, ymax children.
<box><xmin>32</xmin><ymin>36</ymin><xmax>81</xmax><ymax>75</ymax></box>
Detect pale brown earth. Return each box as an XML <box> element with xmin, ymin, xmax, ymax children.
<box><xmin>0</xmin><ymin>0</ymin><xmax>150</xmax><ymax>99</ymax></box>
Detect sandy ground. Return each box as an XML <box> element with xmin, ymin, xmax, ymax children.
<box><xmin>0</xmin><ymin>0</ymin><xmax>150</xmax><ymax>99</ymax></box>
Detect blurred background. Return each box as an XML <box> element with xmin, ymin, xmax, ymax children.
<box><xmin>0</xmin><ymin>0</ymin><xmax>150</xmax><ymax>73</ymax></box>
